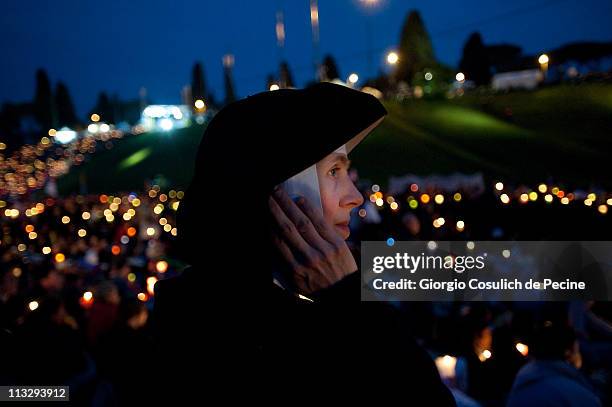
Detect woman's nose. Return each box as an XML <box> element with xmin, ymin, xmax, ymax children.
<box><xmin>341</xmin><ymin>180</ymin><xmax>364</xmax><ymax>209</ymax></box>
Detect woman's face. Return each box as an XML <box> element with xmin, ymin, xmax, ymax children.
<box><xmin>316</xmin><ymin>151</ymin><xmax>364</xmax><ymax>240</ymax></box>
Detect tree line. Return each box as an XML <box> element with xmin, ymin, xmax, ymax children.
<box><xmin>3</xmin><ymin>9</ymin><xmax>611</xmax><ymax>149</ymax></box>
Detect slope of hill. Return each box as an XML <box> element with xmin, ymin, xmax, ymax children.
<box><xmin>57</xmin><ymin>84</ymin><xmax>612</xmax><ymax>194</ymax></box>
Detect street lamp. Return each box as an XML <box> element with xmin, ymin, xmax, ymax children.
<box><xmin>538</xmin><ymin>53</ymin><xmax>549</xmax><ymax>72</ymax></box>
<box><xmin>386</xmin><ymin>51</ymin><xmax>399</xmax><ymax>65</ymax></box>
<box><xmin>275</xmin><ymin>10</ymin><xmax>286</xmax><ymax>69</ymax></box>
<box><xmin>456</xmin><ymin>72</ymin><xmax>465</xmax><ymax>82</ymax></box>
<box><xmin>310</xmin><ymin>0</ymin><xmax>320</xmax><ymax>81</ymax></box>
<box><xmin>269</xmin><ymin>84</ymin><xmax>280</xmax><ymax>91</ymax></box>
<box><xmin>275</xmin><ymin>11</ymin><xmax>285</xmax><ymax>50</ymax></box>
<box><xmin>538</xmin><ymin>53</ymin><xmax>549</xmax><ymax>82</ymax></box>
<box><xmin>348</xmin><ymin>73</ymin><xmax>359</xmax><ymax>86</ymax></box>
<box><xmin>194</xmin><ymin>99</ymin><xmax>206</xmax><ymax>111</ymax></box>
<box><xmin>222</xmin><ymin>54</ymin><xmax>235</xmax><ymax>68</ymax></box>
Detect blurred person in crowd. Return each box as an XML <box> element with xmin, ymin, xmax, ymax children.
<box><xmin>0</xmin><ymin>266</ymin><xmax>22</xmax><ymax>332</ymax></box>
<box><xmin>84</xmin><ymin>235</ymin><xmax>102</xmax><ymax>269</ymax></box>
<box><xmin>568</xmin><ymin>300</ymin><xmax>612</xmax><ymax>404</ymax></box>
<box><xmin>569</xmin><ymin>300</ymin><xmax>612</xmax><ymax>368</ymax></box>
<box><xmin>60</xmin><ymin>270</ymin><xmax>88</xmax><ymax>332</ymax></box>
<box><xmin>94</xmin><ymin>299</ymin><xmax>153</xmax><ymax>406</ymax></box>
<box><xmin>455</xmin><ymin>305</ymin><xmax>498</xmax><ymax>403</ymax></box>
<box><xmin>86</xmin><ymin>281</ymin><xmax>120</xmax><ymax>347</ymax></box>
<box><xmin>506</xmin><ymin>323</ymin><xmax>601</xmax><ymax>407</ymax></box>
<box><xmin>97</xmin><ymin>238</ymin><xmax>113</xmax><ymax>270</ymax></box>
<box><xmin>9</xmin><ymin>296</ymin><xmax>90</xmax><ymax>386</ymax></box>
<box><xmin>28</xmin><ymin>265</ymin><xmax>65</xmax><ymax>298</ymax></box>
<box><xmin>108</xmin><ymin>259</ymin><xmax>133</xmax><ymax>299</ymax></box>
<box><xmin>154</xmin><ymin>83</ymin><xmax>455</xmax><ymax>404</ymax></box>
<box><xmin>400</xmin><ymin>212</ymin><xmax>422</xmax><ymax>239</ymax></box>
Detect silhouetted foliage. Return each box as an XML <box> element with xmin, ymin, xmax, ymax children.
<box><xmin>395</xmin><ymin>10</ymin><xmax>437</xmax><ymax>84</ymax></box>
<box><xmin>279</xmin><ymin>61</ymin><xmax>295</xmax><ymax>88</ymax></box>
<box><xmin>55</xmin><ymin>82</ymin><xmax>78</xmax><ymax>127</ymax></box>
<box><xmin>550</xmin><ymin>41</ymin><xmax>612</xmax><ymax>64</ymax></box>
<box><xmin>321</xmin><ymin>54</ymin><xmax>341</xmax><ymax>81</ymax></box>
<box><xmin>33</xmin><ymin>69</ymin><xmax>56</xmax><ymax>129</ymax></box>
<box><xmin>90</xmin><ymin>92</ymin><xmax>114</xmax><ymax>123</ymax></box>
<box><xmin>223</xmin><ymin>66</ymin><xmax>236</xmax><ymax>105</ymax></box>
<box><xmin>191</xmin><ymin>62</ymin><xmax>208</xmax><ymax>104</ymax></box>
<box><xmin>459</xmin><ymin>32</ymin><xmax>491</xmax><ymax>86</ymax></box>
<box><xmin>486</xmin><ymin>44</ymin><xmax>522</xmax><ymax>73</ymax></box>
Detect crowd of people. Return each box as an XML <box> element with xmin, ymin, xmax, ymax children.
<box><xmin>1</xmin><ymin>173</ymin><xmax>611</xmax><ymax>405</ymax></box>
<box><xmin>0</xmin><ymin>126</ymin><xmax>125</xmax><ymax>197</ymax></box>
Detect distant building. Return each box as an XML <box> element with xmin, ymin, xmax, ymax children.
<box><xmin>489</xmin><ymin>41</ymin><xmax>612</xmax><ymax>89</ymax></box>
<box><xmin>140</xmin><ymin>105</ymin><xmax>191</xmax><ymax>132</ymax></box>
<box><xmin>492</xmin><ymin>69</ymin><xmax>543</xmax><ymax>91</ymax></box>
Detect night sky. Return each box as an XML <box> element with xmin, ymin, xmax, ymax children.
<box><xmin>2</xmin><ymin>0</ymin><xmax>611</xmax><ymax>118</ymax></box>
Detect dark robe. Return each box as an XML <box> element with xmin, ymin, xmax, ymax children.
<box><xmin>152</xmin><ymin>83</ymin><xmax>456</xmax><ymax>405</ymax></box>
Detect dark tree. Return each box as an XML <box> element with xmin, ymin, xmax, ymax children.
<box><xmin>191</xmin><ymin>62</ymin><xmax>207</xmax><ymax>104</ymax></box>
<box><xmin>279</xmin><ymin>61</ymin><xmax>294</xmax><ymax>88</ymax></box>
<box><xmin>486</xmin><ymin>44</ymin><xmax>522</xmax><ymax>73</ymax></box>
<box><xmin>223</xmin><ymin>67</ymin><xmax>236</xmax><ymax>105</ymax></box>
<box><xmin>0</xmin><ymin>103</ymin><xmax>25</xmax><ymax>147</ymax></box>
<box><xmin>550</xmin><ymin>41</ymin><xmax>612</xmax><ymax>64</ymax></box>
<box><xmin>395</xmin><ymin>10</ymin><xmax>437</xmax><ymax>84</ymax></box>
<box><xmin>459</xmin><ymin>32</ymin><xmax>491</xmax><ymax>86</ymax></box>
<box><xmin>55</xmin><ymin>82</ymin><xmax>77</xmax><ymax>127</ymax></box>
<box><xmin>111</xmin><ymin>93</ymin><xmax>122</xmax><ymax>123</ymax></box>
<box><xmin>90</xmin><ymin>92</ymin><xmax>114</xmax><ymax>123</ymax></box>
<box><xmin>33</xmin><ymin>69</ymin><xmax>56</xmax><ymax>130</ymax></box>
<box><xmin>321</xmin><ymin>54</ymin><xmax>340</xmax><ymax>81</ymax></box>
<box><xmin>206</xmin><ymin>92</ymin><xmax>218</xmax><ymax>109</ymax></box>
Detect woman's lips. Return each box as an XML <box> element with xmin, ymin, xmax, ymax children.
<box><xmin>334</xmin><ymin>222</ymin><xmax>350</xmax><ymax>237</ymax></box>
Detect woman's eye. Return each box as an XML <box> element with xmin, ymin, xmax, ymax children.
<box><xmin>329</xmin><ymin>167</ymin><xmax>339</xmax><ymax>177</ymax></box>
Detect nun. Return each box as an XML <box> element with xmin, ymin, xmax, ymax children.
<box><xmin>152</xmin><ymin>83</ymin><xmax>455</xmax><ymax>405</ymax></box>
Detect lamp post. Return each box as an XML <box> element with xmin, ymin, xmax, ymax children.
<box><xmin>359</xmin><ymin>0</ymin><xmax>380</xmax><ymax>78</ymax></box>
<box><xmin>538</xmin><ymin>53</ymin><xmax>549</xmax><ymax>79</ymax></box>
<box><xmin>275</xmin><ymin>10</ymin><xmax>285</xmax><ymax>63</ymax></box>
<box><xmin>310</xmin><ymin>0</ymin><xmax>320</xmax><ymax>81</ymax></box>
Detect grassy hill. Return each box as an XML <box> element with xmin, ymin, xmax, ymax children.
<box><xmin>57</xmin><ymin>124</ymin><xmax>204</xmax><ymax>194</ymax></box>
<box><xmin>58</xmin><ymin>84</ymin><xmax>612</xmax><ymax>194</ymax></box>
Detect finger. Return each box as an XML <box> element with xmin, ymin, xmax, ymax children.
<box><xmin>268</xmin><ymin>196</ymin><xmax>317</xmax><ymax>260</ymax></box>
<box><xmin>270</xmin><ymin>232</ymin><xmax>300</xmax><ymax>271</ymax></box>
<box><xmin>272</xmin><ymin>188</ymin><xmax>331</xmax><ymax>251</ymax></box>
<box><xmin>296</xmin><ymin>195</ymin><xmax>344</xmax><ymax>246</ymax></box>
<box><xmin>271</xmin><ymin>232</ymin><xmax>314</xmax><ymax>293</ymax></box>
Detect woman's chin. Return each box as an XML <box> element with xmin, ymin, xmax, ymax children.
<box><xmin>334</xmin><ymin>225</ymin><xmax>350</xmax><ymax>240</ymax></box>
